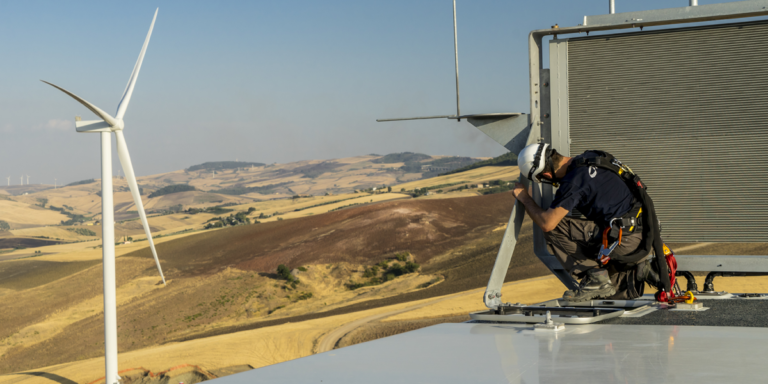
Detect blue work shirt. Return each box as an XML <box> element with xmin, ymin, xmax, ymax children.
<box><xmin>550</xmin><ymin>151</ymin><xmax>634</xmax><ymax>226</ymax></box>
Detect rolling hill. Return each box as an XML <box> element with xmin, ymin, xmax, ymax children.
<box><xmin>0</xmin><ymin>153</ymin><xmax>518</xmax><ymax>256</ymax></box>
<box><xmin>0</xmin><ymin>192</ymin><xmax>548</xmax><ymax>375</ymax></box>
<box><xmin>0</xmin><ymin>153</ymin><xmax>529</xmax><ymax>379</ymax></box>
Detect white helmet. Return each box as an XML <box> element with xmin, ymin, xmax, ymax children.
<box><xmin>518</xmin><ymin>143</ymin><xmax>551</xmax><ymax>182</ymax></box>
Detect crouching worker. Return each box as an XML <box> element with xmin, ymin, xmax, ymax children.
<box><xmin>512</xmin><ymin>143</ymin><xmax>665</xmax><ymax>302</ymax></box>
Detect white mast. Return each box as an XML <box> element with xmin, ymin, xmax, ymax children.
<box><xmin>99</xmin><ymin>132</ymin><xmax>118</xmax><ymax>382</ymax></box>
<box><xmin>42</xmin><ymin>9</ymin><xmax>164</xmax><ymax>384</ymax></box>
<box><xmin>452</xmin><ymin>0</ymin><xmax>461</xmax><ymax>121</ymax></box>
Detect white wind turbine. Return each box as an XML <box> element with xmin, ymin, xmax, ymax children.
<box><xmin>42</xmin><ymin>9</ymin><xmax>165</xmax><ymax>384</ymax></box>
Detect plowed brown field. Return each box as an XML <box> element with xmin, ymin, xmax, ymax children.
<box><xmin>125</xmin><ymin>192</ymin><xmax>532</xmax><ymax>278</ymax></box>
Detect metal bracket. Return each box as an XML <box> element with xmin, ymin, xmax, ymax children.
<box><xmin>465</xmin><ymin>113</ymin><xmax>531</xmax><ymax>154</ymax></box>
<box><xmin>482</xmin><ymin>113</ymin><xmax>556</xmax><ymax>309</ymax></box>
<box><xmin>482</xmin><ymin>180</ymin><xmax>527</xmax><ymax>308</ymax></box>
<box><xmin>470</xmin><ymin>305</ymin><xmax>625</xmax><ymax>324</ymax></box>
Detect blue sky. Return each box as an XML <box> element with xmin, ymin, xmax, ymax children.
<box><xmin>0</xmin><ymin>0</ymin><xmax>748</xmax><ymax>185</ymax></box>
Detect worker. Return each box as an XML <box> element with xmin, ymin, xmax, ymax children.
<box><xmin>512</xmin><ymin>143</ymin><xmax>660</xmax><ymax>302</ymax></box>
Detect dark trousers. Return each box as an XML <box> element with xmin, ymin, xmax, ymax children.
<box><xmin>544</xmin><ymin>216</ymin><xmax>647</xmax><ymax>299</ymax></box>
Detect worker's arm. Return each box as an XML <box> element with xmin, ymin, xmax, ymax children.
<box><xmin>512</xmin><ymin>182</ymin><xmax>569</xmax><ymax>232</ymax></box>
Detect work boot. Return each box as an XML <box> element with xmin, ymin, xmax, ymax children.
<box><xmin>637</xmin><ymin>260</ymin><xmax>661</xmax><ymax>287</ymax></box>
<box><xmin>562</xmin><ymin>269</ymin><xmax>616</xmax><ymax>302</ymax></box>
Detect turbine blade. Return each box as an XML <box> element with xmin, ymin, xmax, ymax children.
<box><xmin>114</xmin><ymin>130</ymin><xmax>166</xmax><ymax>285</ymax></box>
<box><xmin>116</xmin><ymin>8</ymin><xmax>158</xmax><ymax>120</ymax></box>
<box><xmin>41</xmin><ymin>80</ymin><xmax>118</xmax><ymax>127</ymax></box>
<box><xmin>76</xmin><ymin>120</ymin><xmax>111</xmax><ymax>132</ymax></box>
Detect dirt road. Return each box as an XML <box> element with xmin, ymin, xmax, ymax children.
<box><xmin>315</xmin><ymin>275</ymin><xmax>564</xmax><ymax>353</ymax></box>
<box><xmin>316</xmin><ymin>293</ymin><xmax>460</xmax><ymax>353</ymax></box>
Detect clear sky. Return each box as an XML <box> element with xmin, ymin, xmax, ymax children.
<box><xmin>0</xmin><ymin>0</ymin><xmax>746</xmax><ymax>185</ymax></box>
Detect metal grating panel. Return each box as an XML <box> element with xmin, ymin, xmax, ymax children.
<box><xmin>568</xmin><ymin>20</ymin><xmax>768</xmax><ymax>242</ymax></box>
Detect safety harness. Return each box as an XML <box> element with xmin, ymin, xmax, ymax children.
<box><xmin>570</xmin><ymin>150</ymin><xmax>672</xmax><ymax>295</ymax></box>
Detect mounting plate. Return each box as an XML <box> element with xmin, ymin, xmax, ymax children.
<box><xmin>470</xmin><ymin>305</ymin><xmax>625</xmax><ymax>324</ymax></box>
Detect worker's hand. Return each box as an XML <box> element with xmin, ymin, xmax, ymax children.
<box><xmin>512</xmin><ymin>182</ymin><xmax>527</xmax><ymax>200</ymax></box>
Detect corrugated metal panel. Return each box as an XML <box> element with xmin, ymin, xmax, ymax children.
<box><xmin>568</xmin><ymin>20</ymin><xmax>768</xmax><ymax>242</ymax></box>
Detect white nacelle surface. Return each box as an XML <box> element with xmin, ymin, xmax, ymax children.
<box><xmin>212</xmin><ymin>322</ymin><xmax>766</xmax><ymax>383</ymax></box>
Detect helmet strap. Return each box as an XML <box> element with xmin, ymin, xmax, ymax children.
<box><xmin>538</xmin><ymin>147</ymin><xmax>561</xmax><ymax>187</ymax></box>
<box><xmin>528</xmin><ymin>144</ymin><xmax>546</xmax><ymax>181</ymax></box>
<box><xmin>543</xmin><ymin>147</ymin><xmax>557</xmax><ymax>178</ymax></box>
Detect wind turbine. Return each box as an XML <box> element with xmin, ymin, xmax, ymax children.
<box><xmin>42</xmin><ymin>9</ymin><xmax>165</xmax><ymax>384</ymax></box>
<box><xmin>26</xmin><ymin>175</ymin><xmax>30</xmax><ymax>185</ymax></box>
<box><xmin>6</xmin><ymin>176</ymin><xmax>9</xmax><ymax>186</ymax></box>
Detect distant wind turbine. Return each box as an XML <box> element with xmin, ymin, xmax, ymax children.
<box><xmin>42</xmin><ymin>9</ymin><xmax>164</xmax><ymax>384</ymax></box>
<box><xmin>26</xmin><ymin>175</ymin><xmax>30</xmax><ymax>185</ymax></box>
<box><xmin>6</xmin><ymin>176</ymin><xmax>9</xmax><ymax>186</ymax></box>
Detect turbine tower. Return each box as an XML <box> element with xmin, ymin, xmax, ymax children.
<box><xmin>6</xmin><ymin>176</ymin><xmax>9</xmax><ymax>186</ymax></box>
<box><xmin>42</xmin><ymin>9</ymin><xmax>165</xmax><ymax>384</ymax></box>
<box><xmin>26</xmin><ymin>175</ymin><xmax>30</xmax><ymax>185</ymax></box>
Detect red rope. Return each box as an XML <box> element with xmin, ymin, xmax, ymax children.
<box><xmin>666</xmin><ymin>253</ymin><xmax>677</xmax><ymax>293</ymax></box>
<box><xmin>655</xmin><ymin>250</ymin><xmax>678</xmax><ymax>303</ymax></box>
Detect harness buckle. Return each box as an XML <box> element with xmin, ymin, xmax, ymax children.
<box><xmin>617</xmin><ymin>217</ymin><xmax>635</xmax><ymax>228</ymax></box>
<box><xmin>597</xmin><ymin>219</ymin><xmax>625</xmax><ymax>265</ymax></box>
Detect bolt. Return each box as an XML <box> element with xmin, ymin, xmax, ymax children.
<box><xmin>496</xmin><ymin>292</ymin><xmax>502</xmax><ymax>298</ymax></box>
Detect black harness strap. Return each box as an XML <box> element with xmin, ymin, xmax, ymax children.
<box><xmin>570</xmin><ymin>150</ymin><xmax>672</xmax><ymax>294</ymax></box>
<box><xmin>528</xmin><ymin>144</ymin><xmax>546</xmax><ymax>181</ymax></box>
